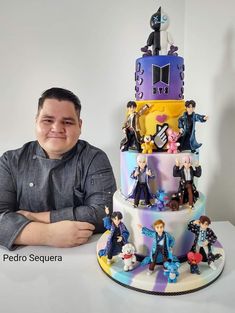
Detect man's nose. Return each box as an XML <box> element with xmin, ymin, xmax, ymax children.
<box><xmin>51</xmin><ymin>121</ymin><xmax>64</xmax><ymax>132</ymax></box>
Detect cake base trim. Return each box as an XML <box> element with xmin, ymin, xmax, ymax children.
<box><xmin>97</xmin><ymin>232</ymin><xmax>225</xmax><ymax>295</ymax></box>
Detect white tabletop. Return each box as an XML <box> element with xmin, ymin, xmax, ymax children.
<box><xmin>0</xmin><ymin>221</ymin><xmax>234</xmax><ymax>313</ymax></box>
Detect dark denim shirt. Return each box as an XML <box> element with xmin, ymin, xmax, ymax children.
<box><xmin>0</xmin><ymin>140</ymin><xmax>116</xmax><ymax>250</ymax></box>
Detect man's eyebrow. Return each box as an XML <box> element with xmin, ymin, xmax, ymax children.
<box><xmin>41</xmin><ymin>115</ymin><xmax>55</xmax><ymax>119</ymax></box>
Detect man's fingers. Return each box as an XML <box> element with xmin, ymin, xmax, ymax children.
<box><xmin>76</xmin><ymin>230</ymin><xmax>93</xmax><ymax>239</ymax></box>
<box><xmin>74</xmin><ymin>221</ymin><xmax>95</xmax><ymax>231</ymax></box>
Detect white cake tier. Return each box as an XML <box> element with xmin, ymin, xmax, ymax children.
<box><xmin>120</xmin><ymin>151</ymin><xmax>199</xmax><ymax>198</ymax></box>
<box><xmin>113</xmin><ymin>190</ymin><xmax>206</xmax><ymax>259</ymax></box>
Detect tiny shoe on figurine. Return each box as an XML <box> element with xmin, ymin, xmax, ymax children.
<box><xmin>107</xmin><ymin>259</ymin><xmax>112</xmax><ymax>265</ymax></box>
<box><xmin>146</xmin><ymin>270</ymin><xmax>154</xmax><ymax>276</ymax></box>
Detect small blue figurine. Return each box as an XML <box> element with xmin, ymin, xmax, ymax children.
<box><xmin>98</xmin><ymin>206</ymin><xmax>129</xmax><ymax>265</ymax></box>
<box><xmin>155</xmin><ymin>190</ymin><xmax>169</xmax><ymax>211</ymax></box>
<box><xmin>164</xmin><ymin>261</ymin><xmax>181</xmax><ymax>283</ymax></box>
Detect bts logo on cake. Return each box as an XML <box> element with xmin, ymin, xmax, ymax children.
<box><xmin>152</xmin><ymin>63</ymin><xmax>170</xmax><ymax>95</ymax></box>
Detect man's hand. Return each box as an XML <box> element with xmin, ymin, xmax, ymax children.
<box><xmin>117</xmin><ymin>236</ymin><xmax>123</xmax><ymax>243</ymax></box>
<box><xmin>14</xmin><ymin>220</ymin><xmax>95</xmax><ymax>248</ymax></box>
<box><xmin>47</xmin><ymin>221</ymin><xmax>95</xmax><ymax>247</ymax></box>
<box><xmin>17</xmin><ymin>210</ymin><xmax>50</xmax><ymax>223</ymax></box>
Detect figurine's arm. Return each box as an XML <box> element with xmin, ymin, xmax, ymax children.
<box><xmin>141</xmin><ymin>226</ymin><xmax>155</xmax><ymax>238</ymax></box>
<box><xmin>138</xmin><ymin>103</ymin><xmax>151</xmax><ymax>116</ymax></box>
<box><xmin>167</xmin><ymin>32</ymin><xmax>174</xmax><ymax>45</ymax></box>
<box><xmin>195</xmin><ymin>113</ymin><xmax>208</xmax><ymax>123</ymax></box>
<box><xmin>193</xmin><ymin>165</ymin><xmax>202</xmax><ymax>178</ymax></box>
<box><xmin>130</xmin><ymin>168</ymin><xmax>139</xmax><ymax>180</ymax></box>
<box><xmin>121</xmin><ymin>226</ymin><xmax>130</xmax><ymax>243</ymax></box>
<box><xmin>188</xmin><ymin>220</ymin><xmax>199</xmax><ymax>233</ymax></box>
<box><xmin>178</xmin><ymin>115</ymin><xmax>184</xmax><ymax>132</ymax></box>
<box><xmin>207</xmin><ymin>228</ymin><xmax>217</xmax><ymax>245</ymax></box>
<box><xmin>173</xmin><ymin>165</ymin><xmax>181</xmax><ymax>177</ymax></box>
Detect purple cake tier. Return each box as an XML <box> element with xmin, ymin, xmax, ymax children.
<box><xmin>135</xmin><ymin>55</ymin><xmax>184</xmax><ymax>101</ymax></box>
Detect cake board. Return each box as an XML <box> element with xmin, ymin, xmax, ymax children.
<box><xmin>96</xmin><ymin>231</ymin><xmax>225</xmax><ymax>295</ymax></box>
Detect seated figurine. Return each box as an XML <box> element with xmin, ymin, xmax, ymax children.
<box><xmin>187</xmin><ymin>252</ymin><xmax>202</xmax><ymax>275</ymax></box>
<box><xmin>98</xmin><ymin>206</ymin><xmax>129</xmax><ymax>265</ymax></box>
<box><xmin>141</xmin><ymin>134</ymin><xmax>155</xmax><ymax>154</ymax></box>
<box><xmin>188</xmin><ymin>216</ymin><xmax>222</xmax><ymax>270</ymax></box>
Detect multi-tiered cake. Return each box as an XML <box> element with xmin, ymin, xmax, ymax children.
<box><xmin>97</xmin><ymin>7</ymin><xmax>225</xmax><ymax>295</ymax></box>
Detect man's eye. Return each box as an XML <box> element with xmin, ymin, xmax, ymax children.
<box><xmin>42</xmin><ymin>119</ymin><xmax>53</xmax><ymax>123</ymax></box>
<box><xmin>64</xmin><ymin>121</ymin><xmax>74</xmax><ymax>125</ymax></box>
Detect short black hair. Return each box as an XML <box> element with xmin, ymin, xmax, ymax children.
<box><xmin>111</xmin><ymin>211</ymin><xmax>123</xmax><ymax>220</ymax></box>
<box><xmin>126</xmin><ymin>101</ymin><xmax>137</xmax><ymax>108</ymax></box>
<box><xmin>38</xmin><ymin>87</ymin><xmax>81</xmax><ymax>117</ymax></box>
<box><xmin>185</xmin><ymin>100</ymin><xmax>196</xmax><ymax>108</ymax></box>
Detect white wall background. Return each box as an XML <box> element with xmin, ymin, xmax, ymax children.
<box><xmin>0</xmin><ymin>0</ymin><xmax>234</xmax><ymax>224</ymax></box>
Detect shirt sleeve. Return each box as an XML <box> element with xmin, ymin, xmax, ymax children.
<box><xmin>50</xmin><ymin>150</ymin><xmax>117</xmax><ymax>233</ymax></box>
<box><xmin>0</xmin><ymin>153</ymin><xmax>31</xmax><ymax>250</ymax></box>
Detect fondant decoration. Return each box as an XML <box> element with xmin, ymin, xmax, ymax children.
<box><xmin>129</xmin><ymin>154</ymin><xmax>154</xmax><ymax>207</ymax></box>
<box><xmin>155</xmin><ymin>189</ymin><xmax>169</xmax><ymax>211</ymax></box>
<box><xmin>154</xmin><ymin>123</ymin><xmax>168</xmax><ymax>150</ymax></box>
<box><xmin>173</xmin><ymin>156</ymin><xmax>201</xmax><ymax>209</ymax></box>
<box><xmin>166</xmin><ymin>128</ymin><xmax>180</xmax><ymax>153</ymax></box>
<box><xmin>141</xmin><ymin>134</ymin><xmax>155</xmax><ymax>154</ymax></box>
<box><xmin>138</xmin><ymin>219</ymin><xmax>175</xmax><ymax>275</ymax></box>
<box><xmin>187</xmin><ymin>252</ymin><xmax>202</xmax><ymax>275</ymax></box>
<box><xmin>178</xmin><ymin>100</ymin><xmax>208</xmax><ymax>153</ymax></box>
<box><xmin>119</xmin><ymin>243</ymin><xmax>137</xmax><ymax>271</ymax></box>
<box><xmin>141</xmin><ymin>7</ymin><xmax>173</xmax><ymax>56</ymax></box>
<box><xmin>135</xmin><ymin>56</ymin><xmax>184</xmax><ymax>101</ymax></box>
<box><xmin>120</xmin><ymin>101</ymin><xmax>150</xmax><ymax>152</ymax></box>
<box><xmin>156</xmin><ymin>114</ymin><xmax>168</xmax><ymax>123</ymax></box>
<box><xmin>163</xmin><ymin>261</ymin><xmax>181</xmax><ymax>283</ymax></box>
<box><xmin>188</xmin><ymin>216</ymin><xmax>222</xmax><ymax>271</ymax></box>
<box><xmin>98</xmin><ymin>206</ymin><xmax>129</xmax><ymax>265</ymax></box>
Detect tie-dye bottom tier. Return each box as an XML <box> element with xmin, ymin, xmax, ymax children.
<box><xmin>97</xmin><ymin>232</ymin><xmax>225</xmax><ymax>295</ymax></box>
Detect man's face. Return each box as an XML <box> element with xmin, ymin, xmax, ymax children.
<box><xmin>186</xmin><ymin>105</ymin><xmax>194</xmax><ymax>115</ymax></box>
<box><xmin>35</xmin><ymin>98</ymin><xmax>82</xmax><ymax>159</ymax></box>
<box><xmin>183</xmin><ymin>160</ymin><xmax>191</xmax><ymax>169</ymax></box>
<box><xmin>154</xmin><ymin>223</ymin><xmax>164</xmax><ymax>235</ymax></box>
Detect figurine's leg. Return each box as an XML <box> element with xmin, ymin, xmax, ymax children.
<box><xmin>186</xmin><ymin>183</ymin><xmax>193</xmax><ymax>207</ymax></box>
<box><xmin>134</xmin><ymin>183</ymin><xmax>141</xmax><ymax>207</ymax></box>
<box><xmin>143</xmin><ymin>184</ymin><xmax>151</xmax><ymax>206</ymax></box>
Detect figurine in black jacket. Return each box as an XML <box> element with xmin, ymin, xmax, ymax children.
<box><xmin>173</xmin><ymin>156</ymin><xmax>201</xmax><ymax>209</ymax></box>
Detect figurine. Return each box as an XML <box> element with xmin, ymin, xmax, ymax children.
<box><xmin>119</xmin><ymin>243</ymin><xmax>137</xmax><ymax>271</ymax></box>
<box><xmin>188</xmin><ymin>216</ymin><xmax>222</xmax><ymax>270</ymax></box>
<box><xmin>141</xmin><ymin>134</ymin><xmax>155</xmax><ymax>154</ymax></box>
<box><xmin>138</xmin><ymin>219</ymin><xmax>175</xmax><ymax>275</ymax></box>
<box><xmin>98</xmin><ymin>206</ymin><xmax>129</xmax><ymax>265</ymax></box>
<box><xmin>187</xmin><ymin>252</ymin><xmax>202</xmax><ymax>275</ymax></box>
<box><xmin>155</xmin><ymin>190</ymin><xmax>169</xmax><ymax>211</ymax></box>
<box><xmin>120</xmin><ymin>101</ymin><xmax>150</xmax><ymax>152</ymax></box>
<box><xmin>163</xmin><ymin>261</ymin><xmax>181</xmax><ymax>283</ymax></box>
<box><xmin>141</xmin><ymin>7</ymin><xmax>174</xmax><ymax>56</ymax></box>
<box><xmin>178</xmin><ymin>100</ymin><xmax>208</xmax><ymax>153</ymax></box>
<box><xmin>173</xmin><ymin>156</ymin><xmax>201</xmax><ymax>209</ymax></box>
<box><xmin>129</xmin><ymin>154</ymin><xmax>154</xmax><ymax>208</ymax></box>
<box><xmin>166</xmin><ymin>128</ymin><xmax>180</xmax><ymax>154</ymax></box>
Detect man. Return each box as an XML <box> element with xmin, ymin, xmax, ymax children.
<box><xmin>178</xmin><ymin>100</ymin><xmax>208</xmax><ymax>153</ymax></box>
<box><xmin>138</xmin><ymin>219</ymin><xmax>175</xmax><ymax>275</ymax></box>
<box><xmin>0</xmin><ymin>87</ymin><xmax>116</xmax><ymax>250</ymax></box>
<box><xmin>173</xmin><ymin>156</ymin><xmax>201</xmax><ymax>209</ymax></box>
<box><xmin>188</xmin><ymin>216</ymin><xmax>221</xmax><ymax>270</ymax></box>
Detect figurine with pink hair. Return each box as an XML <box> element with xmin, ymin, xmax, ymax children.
<box><xmin>173</xmin><ymin>156</ymin><xmax>201</xmax><ymax>209</ymax></box>
<box><xmin>166</xmin><ymin>128</ymin><xmax>180</xmax><ymax>154</ymax></box>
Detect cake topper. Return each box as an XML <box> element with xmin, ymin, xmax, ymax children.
<box><xmin>98</xmin><ymin>206</ymin><xmax>129</xmax><ymax>265</ymax></box>
<box><xmin>120</xmin><ymin>101</ymin><xmax>150</xmax><ymax>152</ymax></box>
<box><xmin>188</xmin><ymin>216</ymin><xmax>222</xmax><ymax>271</ymax></box>
<box><xmin>163</xmin><ymin>261</ymin><xmax>181</xmax><ymax>283</ymax></box>
<box><xmin>178</xmin><ymin>100</ymin><xmax>208</xmax><ymax>153</ymax></box>
<box><xmin>137</xmin><ymin>219</ymin><xmax>175</xmax><ymax>275</ymax></box>
<box><xmin>187</xmin><ymin>251</ymin><xmax>202</xmax><ymax>275</ymax></box>
<box><xmin>173</xmin><ymin>156</ymin><xmax>201</xmax><ymax>209</ymax></box>
<box><xmin>129</xmin><ymin>154</ymin><xmax>154</xmax><ymax>208</ymax></box>
<box><xmin>141</xmin><ymin>7</ymin><xmax>175</xmax><ymax>56</ymax></box>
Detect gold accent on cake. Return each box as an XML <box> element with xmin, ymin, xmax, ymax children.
<box><xmin>134</xmin><ymin>100</ymin><xmax>185</xmax><ymax>136</ymax></box>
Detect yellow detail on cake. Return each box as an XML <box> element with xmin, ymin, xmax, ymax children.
<box><xmin>135</xmin><ymin>100</ymin><xmax>185</xmax><ymax>136</ymax></box>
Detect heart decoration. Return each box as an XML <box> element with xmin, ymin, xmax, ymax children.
<box><xmin>156</xmin><ymin>114</ymin><xmax>168</xmax><ymax>123</ymax></box>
